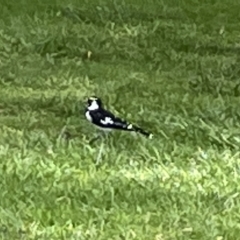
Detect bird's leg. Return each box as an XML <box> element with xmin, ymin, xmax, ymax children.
<box><xmin>96</xmin><ymin>139</ymin><xmax>104</xmax><ymax>165</ymax></box>
<box><xmin>95</xmin><ymin>131</ymin><xmax>111</xmax><ymax>165</ymax></box>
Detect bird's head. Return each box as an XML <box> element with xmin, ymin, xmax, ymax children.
<box><xmin>86</xmin><ymin>96</ymin><xmax>102</xmax><ymax>110</ymax></box>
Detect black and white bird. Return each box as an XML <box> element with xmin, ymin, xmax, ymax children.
<box><xmin>85</xmin><ymin>96</ymin><xmax>153</xmax><ymax>139</ymax></box>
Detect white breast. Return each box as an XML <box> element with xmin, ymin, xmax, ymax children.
<box><xmin>85</xmin><ymin>111</ymin><xmax>92</xmax><ymax>122</ymax></box>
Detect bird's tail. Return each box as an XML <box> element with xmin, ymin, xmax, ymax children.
<box><xmin>126</xmin><ymin>123</ymin><xmax>153</xmax><ymax>139</ymax></box>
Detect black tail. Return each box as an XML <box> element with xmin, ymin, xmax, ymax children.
<box><xmin>126</xmin><ymin>124</ymin><xmax>153</xmax><ymax>139</ymax></box>
<box><xmin>110</xmin><ymin>117</ymin><xmax>153</xmax><ymax>139</ymax></box>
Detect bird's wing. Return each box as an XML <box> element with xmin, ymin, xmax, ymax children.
<box><xmin>90</xmin><ymin>108</ymin><xmax>129</xmax><ymax>129</ymax></box>
<box><xmin>99</xmin><ymin>110</ymin><xmax>153</xmax><ymax>137</ymax></box>
<box><xmin>89</xmin><ymin>108</ymin><xmax>153</xmax><ymax>138</ymax></box>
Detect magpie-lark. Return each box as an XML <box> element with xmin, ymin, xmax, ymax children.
<box><xmin>85</xmin><ymin>96</ymin><xmax>153</xmax><ymax>139</ymax></box>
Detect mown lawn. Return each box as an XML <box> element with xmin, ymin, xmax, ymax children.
<box><xmin>0</xmin><ymin>0</ymin><xmax>240</xmax><ymax>239</ymax></box>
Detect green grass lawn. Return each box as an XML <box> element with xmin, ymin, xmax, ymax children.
<box><xmin>1</xmin><ymin>0</ymin><xmax>240</xmax><ymax>239</ymax></box>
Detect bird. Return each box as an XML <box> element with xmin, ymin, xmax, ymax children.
<box><xmin>85</xmin><ymin>96</ymin><xmax>153</xmax><ymax>139</ymax></box>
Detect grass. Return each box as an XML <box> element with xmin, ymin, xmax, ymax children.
<box><xmin>0</xmin><ymin>0</ymin><xmax>240</xmax><ymax>239</ymax></box>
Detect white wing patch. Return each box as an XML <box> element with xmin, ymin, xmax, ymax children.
<box><xmin>100</xmin><ymin>117</ymin><xmax>114</xmax><ymax>125</ymax></box>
